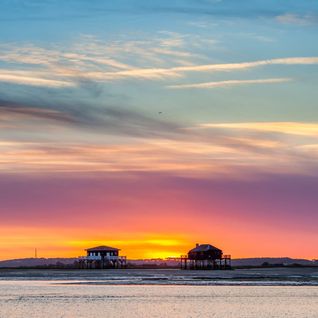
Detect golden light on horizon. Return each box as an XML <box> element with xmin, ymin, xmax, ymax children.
<box><xmin>1</xmin><ymin>220</ymin><xmax>318</xmax><ymax>261</ymax></box>
<box><xmin>0</xmin><ymin>227</ymin><xmax>193</xmax><ymax>260</ymax></box>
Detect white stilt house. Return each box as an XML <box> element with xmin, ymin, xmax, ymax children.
<box><xmin>79</xmin><ymin>245</ymin><xmax>126</xmax><ymax>269</ymax></box>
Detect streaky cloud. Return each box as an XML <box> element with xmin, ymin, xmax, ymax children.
<box><xmin>1</xmin><ymin>120</ymin><xmax>318</xmax><ymax>177</ymax></box>
<box><xmin>276</xmin><ymin>13</ymin><xmax>318</xmax><ymax>26</ymax></box>
<box><xmin>0</xmin><ymin>70</ymin><xmax>75</xmax><ymax>88</ymax></box>
<box><xmin>0</xmin><ymin>106</ymin><xmax>76</xmax><ymax>124</ymax></box>
<box><xmin>1</xmin><ymin>39</ymin><xmax>318</xmax><ymax>86</ymax></box>
<box><xmin>167</xmin><ymin>78</ymin><xmax>292</xmax><ymax>89</ymax></box>
<box><xmin>100</xmin><ymin>57</ymin><xmax>318</xmax><ymax>80</ymax></box>
<box><xmin>0</xmin><ymin>98</ymin><xmax>183</xmax><ymax>139</ymax></box>
<box><xmin>198</xmin><ymin>122</ymin><xmax>318</xmax><ymax>136</ymax></box>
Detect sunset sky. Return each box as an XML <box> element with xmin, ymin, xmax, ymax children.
<box><xmin>0</xmin><ymin>0</ymin><xmax>318</xmax><ymax>260</ymax></box>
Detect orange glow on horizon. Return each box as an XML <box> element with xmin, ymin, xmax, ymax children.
<box><xmin>0</xmin><ymin>226</ymin><xmax>192</xmax><ymax>260</ymax></box>
<box><xmin>0</xmin><ymin>224</ymin><xmax>317</xmax><ymax>261</ymax></box>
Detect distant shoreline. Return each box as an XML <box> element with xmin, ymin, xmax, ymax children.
<box><xmin>0</xmin><ymin>256</ymin><xmax>317</xmax><ymax>270</ymax></box>
<box><xmin>0</xmin><ymin>264</ymin><xmax>318</xmax><ymax>270</ymax></box>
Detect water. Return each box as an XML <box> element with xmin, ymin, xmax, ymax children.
<box><xmin>1</xmin><ymin>268</ymin><xmax>318</xmax><ymax>285</ymax></box>
<box><xmin>1</xmin><ymin>269</ymin><xmax>318</xmax><ymax>317</ymax></box>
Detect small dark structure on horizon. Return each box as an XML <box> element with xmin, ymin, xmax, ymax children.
<box><xmin>180</xmin><ymin>244</ymin><xmax>231</xmax><ymax>270</ymax></box>
<box><xmin>78</xmin><ymin>246</ymin><xmax>126</xmax><ymax>269</ymax></box>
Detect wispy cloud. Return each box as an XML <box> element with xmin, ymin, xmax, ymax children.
<box><xmin>1</xmin><ymin>37</ymin><xmax>318</xmax><ymax>87</ymax></box>
<box><xmin>198</xmin><ymin>122</ymin><xmax>318</xmax><ymax>137</ymax></box>
<box><xmin>86</xmin><ymin>57</ymin><xmax>318</xmax><ymax>81</ymax></box>
<box><xmin>276</xmin><ymin>13</ymin><xmax>318</xmax><ymax>26</ymax></box>
<box><xmin>168</xmin><ymin>78</ymin><xmax>292</xmax><ymax>89</ymax></box>
<box><xmin>0</xmin><ymin>106</ymin><xmax>76</xmax><ymax>124</ymax></box>
<box><xmin>0</xmin><ymin>70</ymin><xmax>75</xmax><ymax>88</ymax></box>
<box><xmin>1</xmin><ymin>121</ymin><xmax>318</xmax><ymax>177</ymax></box>
<box><xmin>0</xmin><ymin>98</ymin><xmax>182</xmax><ymax>139</ymax></box>
<box><xmin>0</xmin><ymin>35</ymin><xmax>195</xmax><ymax>86</ymax></box>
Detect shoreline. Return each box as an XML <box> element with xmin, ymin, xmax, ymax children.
<box><xmin>0</xmin><ymin>267</ymin><xmax>317</xmax><ymax>286</ymax></box>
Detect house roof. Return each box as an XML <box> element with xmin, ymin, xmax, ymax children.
<box><xmin>189</xmin><ymin>244</ymin><xmax>222</xmax><ymax>253</ymax></box>
<box><xmin>86</xmin><ymin>245</ymin><xmax>120</xmax><ymax>252</ymax></box>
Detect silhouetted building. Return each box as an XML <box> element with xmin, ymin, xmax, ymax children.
<box><xmin>78</xmin><ymin>245</ymin><xmax>126</xmax><ymax>269</ymax></box>
<box><xmin>181</xmin><ymin>243</ymin><xmax>231</xmax><ymax>270</ymax></box>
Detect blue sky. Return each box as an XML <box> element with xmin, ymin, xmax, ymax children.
<box><xmin>1</xmin><ymin>0</ymin><xmax>318</xmax><ymax>125</ymax></box>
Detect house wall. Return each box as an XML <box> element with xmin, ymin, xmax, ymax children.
<box><xmin>88</xmin><ymin>251</ymin><xmax>119</xmax><ymax>257</ymax></box>
<box><xmin>188</xmin><ymin>250</ymin><xmax>223</xmax><ymax>260</ymax></box>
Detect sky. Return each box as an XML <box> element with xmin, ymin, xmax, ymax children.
<box><xmin>0</xmin><ymin>0</ymin><xmax>318</xmax><ymax>260</ymax></box>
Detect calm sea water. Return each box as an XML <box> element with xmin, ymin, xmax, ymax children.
<box><xmin>1</xmin><ymin>269</ymin><xmax>318</xmax><ymax>317</ymax></box>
